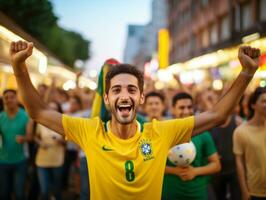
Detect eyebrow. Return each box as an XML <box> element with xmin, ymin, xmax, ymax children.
<box><xmin>111</xmin><ymin>84</ymin><xmax>138</xmax><ymax>89</ymax></box>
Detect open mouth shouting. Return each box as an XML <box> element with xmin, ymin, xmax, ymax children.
<box><xmin>117</xmin><ymin>103</ymin><xmax>133</xmax><ymax>117</ymax></box>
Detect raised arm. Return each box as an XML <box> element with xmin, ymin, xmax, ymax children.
<box><xmin>9</xmin><ymin>41</ymin><xmax>64</xmax><ymax>135</ymax></box>
<box><xmin>193</xmin><ymin>46</ymin><xmax>260</xmax><ymax>135</ymax></box>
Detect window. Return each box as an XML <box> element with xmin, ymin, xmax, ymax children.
<box><xmin>210</xmin><ymin>23</ymin><xmax>218</xmax><ymax>45</ymax></box>
<box><xmin>234</xmin><ymin>5</ymin><xmax>241</xmax><ymax>31</ymax></box>
<box><xmin>201</xmin><ymin>0</ymin><xmax>208</xmax><ymax>7</ymax></box>
<box><xmin>191</xmin><ymin>35</ymin><xmax>196</xmax><ymax>52</ymax></box>
<box><xmin>242</xmin><ymin>2</ymin><xmax>252</xmax><ymax>30</ymax></box>
<box><xmin>260</xmin><ymin>0</ymin><xmax>266</xmax><ymax>21</ymax></box>
<box><xmin>221</xmin><ymin>15</ymin><xmax>230</xmax><ymax>40</ymax></box>
<box><xmin>202</xmin><ymin>28</ymin><xmax>209</xmax><ymax>48</ymax></box>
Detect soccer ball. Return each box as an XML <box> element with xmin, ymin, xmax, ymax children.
<box><xmin>168</xmin><ymin>142</ymin><xmax>196</xmax><ymax>167</ymax></box>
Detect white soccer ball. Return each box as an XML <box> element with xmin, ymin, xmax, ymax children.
<box><xmin>168</xmin><ymin>142</ymin><xmax>196</xmax><ymax>167</ymax></box>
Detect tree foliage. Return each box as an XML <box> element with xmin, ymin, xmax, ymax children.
<box><xmin>0</xmin><ymin>0</ymin><xmax>90</xmax><ymax>67</ymax></box>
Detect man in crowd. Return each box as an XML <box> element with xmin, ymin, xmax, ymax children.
<box><xmin>0</xmin><ymin>89</ymin><xmax>30</xmax><ymax>200</ymax></box>
<box><xmin>162</xmin><ymin>92</ymin><xmax>221</xmax><ymax>200</ymax></box>
<box><xmin>8</xmin><ymin>40</ymin><xmax>260</xmax><ymax>199</ymax></box>
<box><xmin>233</xmin><ymin>87</ymin><xmax>266</xmax><ymax>200</ymax></box>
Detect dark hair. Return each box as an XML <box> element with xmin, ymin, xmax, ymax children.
<box><xmin>248</xmin><ymin>87</ymin><xmax>266</xmax><ymax>119</ymax></box>
<box><xmin>172</xmin><ymin>92</ymin><xmax>193</xmax><ymax>107</ymax></box>
<box><xmin>145</xmin><ymin>91</ymin><xmax>165</xmax><ymax>103</ymax></box>
<box><xmin>105</xmin><ymin>64</ymin><xmax>144</xmax><ymax>94</ymax></box>
<box><xmin>3</xmin><ymin>89</ymin><xmax>17</xmax><ymax>96</ymax></box>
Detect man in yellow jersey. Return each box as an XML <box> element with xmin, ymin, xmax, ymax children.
<box><xmin>8</xmin><ymin>41</ymin><xmax>260</xmax><ymax>200</ymax></box>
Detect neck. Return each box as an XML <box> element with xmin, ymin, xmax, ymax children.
<box><xmin>110</xmin><ymin>119</ymin><xmax>137</xmax><ymax>139</ymax></box>
<box><xmin>6</xmin><ymin>107</ymin><xmax>19</xmax><ymax>117</ymax></box>
<box><xmin>249</xmin><ymin>113</ymin><xmax>266</xmax><ymax>127</ymax></box>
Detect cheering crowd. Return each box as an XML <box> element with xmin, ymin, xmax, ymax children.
<box><xmin>0</xmin><ymin>41</ymin><xmax>265</xmax><ymax>200</ymax></box>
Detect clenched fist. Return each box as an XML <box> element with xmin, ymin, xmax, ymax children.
<box><xmin>238</xmin><ymin>46</ymin><xmax>260</xmax><ymax>75</ymax></box>
<box><xmin>10</xmin><ymin>40</ymin><xmax>33</xmax><ymax>67</ymax></box>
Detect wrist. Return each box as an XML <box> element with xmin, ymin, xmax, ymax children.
<box><xmin>12</xmin><ymin>63</ymin><xmax>28</xmax><ymax>76</ymax></box>
<box><xmin>193</xmin><ymin>167</ymin><xmax>200</xmax><ymax>176</ymax></box>
<box><xmin>240</xmin><ymin>70</ymin><xmax>255</xmax><ymax>78</ymax></box>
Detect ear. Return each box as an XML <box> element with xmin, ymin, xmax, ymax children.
<box><xmin>104</xmin><ymin>93</ymin><xmax>109</xmax><ymax>106</ymax></box>
<box><xmin>140</xmin><ymin>93</ymin><xmax>145</xmax><ymax>105</ymax></box>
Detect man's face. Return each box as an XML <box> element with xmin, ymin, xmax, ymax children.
<box><xmin>173</xmin><ymin>98</ymin><xmax>193</xmax><ymax>118</ymax></box>
<box><xmin>104</xmin><ymin>74</ymin><xmax>144</xmax><ymax>125</ymax></box>
<box><xmin>3</xmin><ymin>91</ymin><xmax>18</xmax><ymax>110</ymax></box>
<box><xmin>145</xmin><ymin>96</ymin><xmax>164</xmax><ymax>120</ymax></box>
<box><xmin>253</xmin><ymin>93</ymin><xmax>266</xmax><ymax>117</ymax></box>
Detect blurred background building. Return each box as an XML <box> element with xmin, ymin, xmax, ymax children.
<box><xmin>123</xmin><ymin>0</ymin><xmax>168</xmax><ymax>69</ymax></box>
<box><xmin>124</xmin><ymin>0</ymin><xmax>266</xmax><ymax>90</ymax></box>
<box><xmin>167</xmin><ymin>0</ymin><xmax>266</xmax><ymax>88</ymax></box>
<box><xmin>169</xmin><ymin>0</ymin><xmax>266</xmax><ymax>63</ymax></box>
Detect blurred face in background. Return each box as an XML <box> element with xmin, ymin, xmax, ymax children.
<box><xmin>145</xmin><ymin>96</ymin><xmax>164</xmax><ymax>120</ymax></box>
<box><xmin>252</xmin><ymin>93</ymin><xmax>266</xmax><ymax>118</ymax></box>
<box><xmin>3</xmin><ymin>91</ymin><xmax>18</xmax><ymax>111</ymax></box>
<box><xmin>173</xmin><ymin>98</ymin><xmax>193</xmax><ymax>118</ymax></box>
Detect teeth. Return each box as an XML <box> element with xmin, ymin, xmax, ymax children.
<box><xmin>118</xmin><ymin>105</ymin><xmax>131</xmax><ymax>108</ymax></box>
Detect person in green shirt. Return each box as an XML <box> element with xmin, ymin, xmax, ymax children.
<box><xmin>0</xmin><ymin>89</ymin><xmax>30</xmax><ymax>200</ymax></box>
<box><xmin>162</xmin><ymin>92</ymin><xmax>221</xmax><ymax>200</ymax></box>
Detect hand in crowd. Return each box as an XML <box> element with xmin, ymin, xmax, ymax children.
<box><xmin>242</xmin><ymin>190</ymin><xmax>251</xmax><ymax>200</ymax></box>
<box><xmin>238</xmin><ymin>46</ymin><xmax>260</xmax><ymax>74</ymax></box>
<box><xmin>172</xmin><ymin>165</ymin><xmax>197</xmax><ymax>181</ymax></box>
<box><xmin>179</xmin><ymin>166</ymin><xmax>197</xmax><ymax>181</ymax></box>
<box><xmin>10</xmin><ymin>41</ymin><xmax>33</xmax><ymax>67</ymax></box>
<box><xmin>15</xmin><ymin>135</ymin><xmax>25</xmax><ymax>144</ymax></box>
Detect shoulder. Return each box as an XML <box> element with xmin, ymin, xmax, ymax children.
<box><xmin>0</xmin><ymin>111</ymin><xmax>5</xmax><ymax>117</ymax></box>
<box><xmin>63</xmin><ymin>114</ymin><xmax>100</xmax><ymax>122</ymax></box>
<box><xmin>18</xmin><ymin>108</ymin><xmax>29</xmax><ymax>117</ymax></box>
<box><xmin>63</xmin><ymin>114</ymin><xmax>101</xmax><ymax>127</ymax></box>
<box><xmin>233</xmin><ymin>122</ymin><xmax>251</xmax><ymax>142</ymax></box>
<box><xmin>153</xmin><ymin>116</ymin><xmax>194</xmax><ymax>127</ymax></box>
<box><xmin>234</xmin><ymin>122</ymin><xmax>249</xmax><ymax>133</ymax></box>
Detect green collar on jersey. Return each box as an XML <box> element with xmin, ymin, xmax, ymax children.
<box><xmin>104</xmin><ymin>120</ymin><xmax>144</xmax><ymax>133</ymax></box>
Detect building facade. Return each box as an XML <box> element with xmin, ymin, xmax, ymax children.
<box><xmin>169</xmin><ymin>0</ymin><xmax>266</xmax><ymax>64</ymax></box>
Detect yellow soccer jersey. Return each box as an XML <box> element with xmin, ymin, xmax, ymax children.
<box><xmin>62</xmin><ymin>115</ymin><xmax>194</xmax><ymax>200</ymax></box>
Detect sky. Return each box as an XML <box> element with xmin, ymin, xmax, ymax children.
<box><xmin>52</xmin><ymin>0</ymin><xmax>152</xmax><ymax>73</ymax></box>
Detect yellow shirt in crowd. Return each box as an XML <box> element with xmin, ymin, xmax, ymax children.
<box><xmin>62</xmin><ymin>115</ymin><xmax>194</xmax><ymax>200</ymax></box>
<box><xmin>35</xmin><ymin>124</ymin><xmax>65</xmax><ymax>167</ymax></box>
<box><xmin>233</xmin><ymin>123</ymin><xmax>266</xmax><ymax>197</ymax></box>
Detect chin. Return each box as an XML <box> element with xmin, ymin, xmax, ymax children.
<box><xmin>115</xmin><ymin>114</ymin><xmax>135</xmax><ymax>125</ymax></box>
